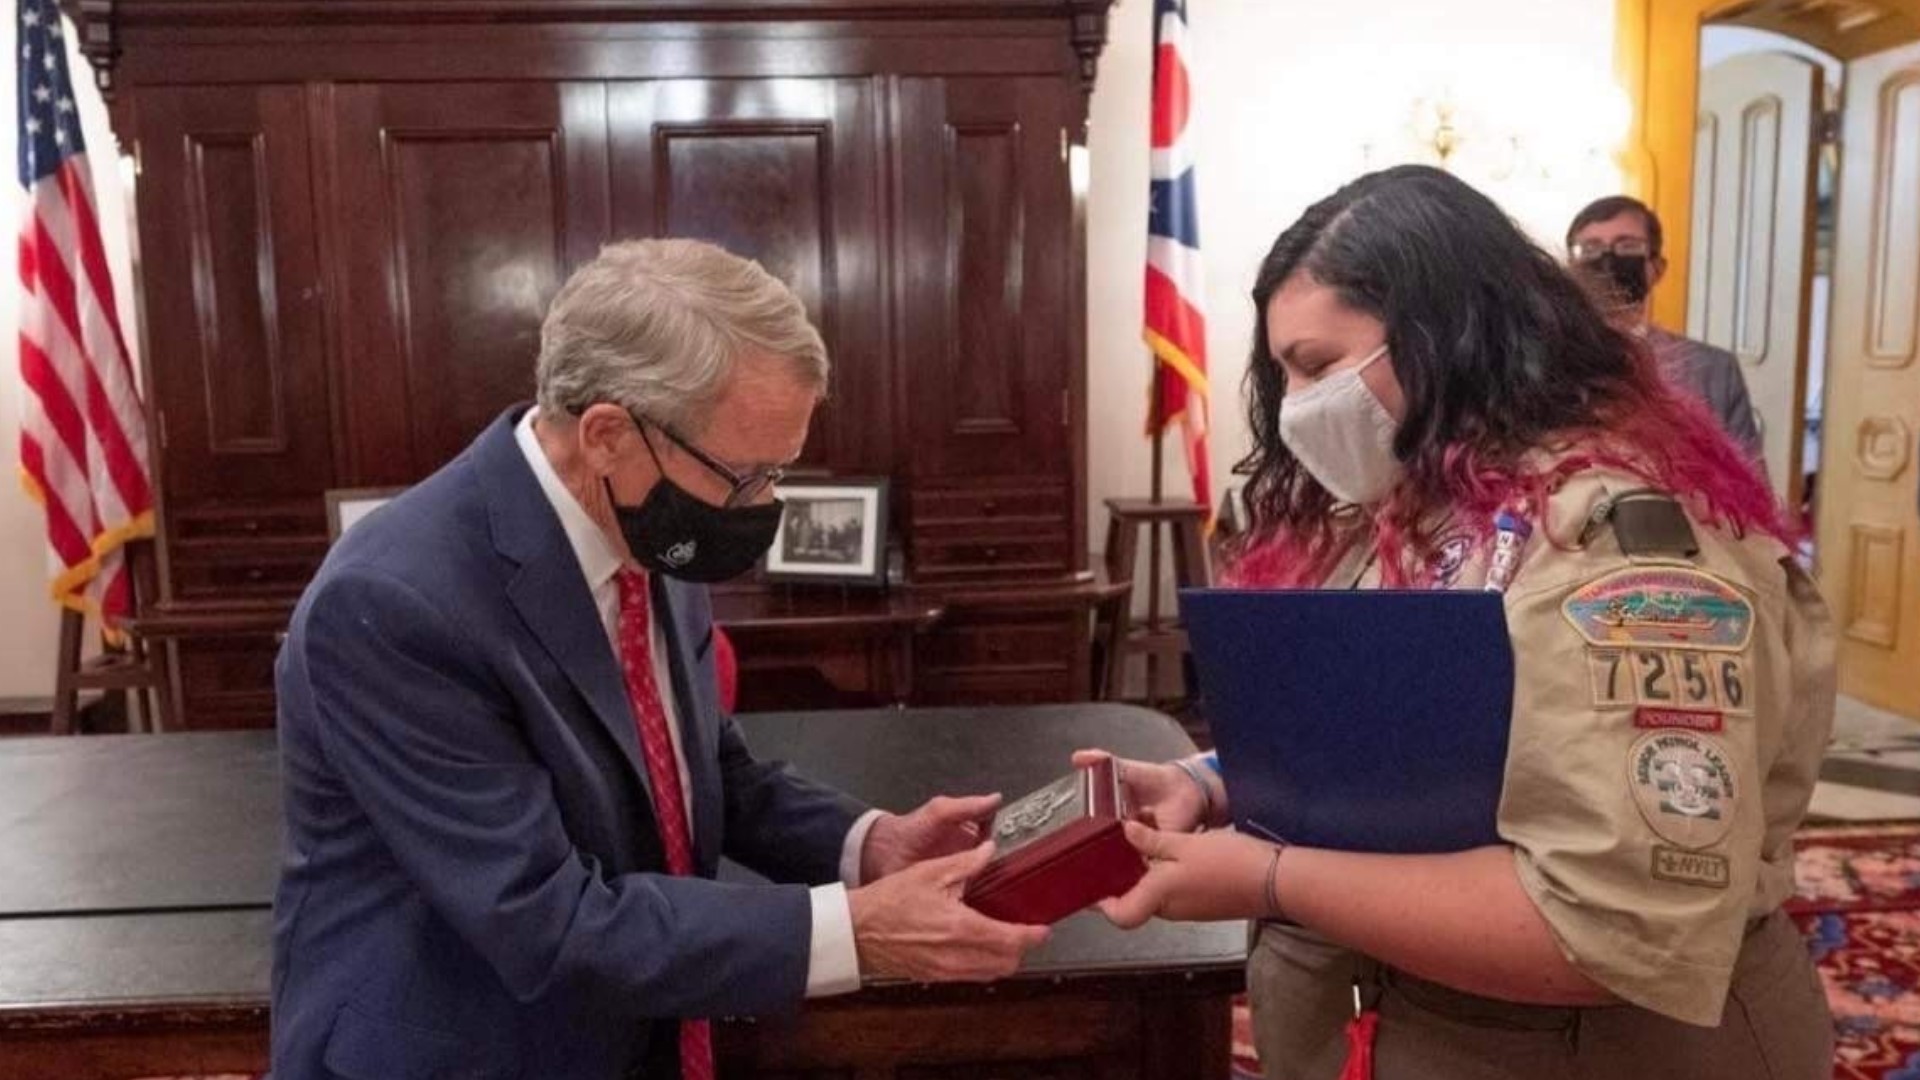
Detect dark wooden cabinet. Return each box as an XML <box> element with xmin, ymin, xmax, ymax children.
<box><xmin>897</xmin><ymin>76</ymin><xmax>1077</xmax><ymax>481</ymax></box>
<box><xmin>71</xmin><ymin>0</ymin><xmax>1115</xmax><ymax>726</ymax></box>
<box><xmin>326</xmin><ymin>81</ymin><xmax>611</xmax><ymax>483</ymax></box>
<box><xmin>608</xmin><ymin>77</ymin><xmax>893</xmax><ymax>477</ymax></box>
<box><xmin>892</xmin><ymin>73</ymin><xmax>1088</xmax><ymax>704</ymax></box>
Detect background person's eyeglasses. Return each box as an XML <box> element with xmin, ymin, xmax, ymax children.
<box><xmin>628</xmin><ymin>411</ymin><xmax>786</xmax><ymax>508</ymax></box>
<box><xmin>1570</xmin><ymin>237</ymin><xmax>1652</xmax><ymax>263</ymax></box>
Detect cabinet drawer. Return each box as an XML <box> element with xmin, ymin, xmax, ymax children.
<box><xmin>172</xmin><ymin>504</ymin><xmax>326</xmax><ymax>542</ymax></box>
<box><xmin>912</xmin><ymin>486</ymin><xmax>1069</xmax><ymax>526</ymax></box>
<box><xmin>918</xmin><ymin>612</ymin><xmax>1079</xmax><ymax>675</ymax></box>
<box><xmin>172</xmin><ymin>635</ymin><xmax>283</xmax><ymax>730</ymax></box>
<box><xmin>172</xmin><ymin>551</ymin><xmax>324</xmax><ymax>599</ymax></box>
<box><xmin>911</xmin><ymin>533</ymin><xmax>1071</xmax><ymax>579</ymax></box>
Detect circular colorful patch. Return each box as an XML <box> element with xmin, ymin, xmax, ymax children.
<box><xmin>1627</xmin><ymin>730</ymin><xmax>1738</xmax><ymax>850</ymax></box>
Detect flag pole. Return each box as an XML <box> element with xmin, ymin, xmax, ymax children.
<box><xmin>1149</xmin><ymin>357</ymin><xmax>1166</xmax><ymax>504</ymax></box>
<box><xmin>1145</xmin><ymin>354</ymin><xmax>1166</xmax><ymax>701</ymax></box>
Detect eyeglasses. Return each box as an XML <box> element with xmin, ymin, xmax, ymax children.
<box><xmin>627</xmin><ymin>410</ymin><xmax>786</xmax><ymax>508</ymax></box>
<box><xmin>1569</xmin><ymin>236</ymin><xmax>1652</xmax><ymax>263</ymax></box>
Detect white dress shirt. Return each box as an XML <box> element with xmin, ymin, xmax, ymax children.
<box><xmin>515</xmin><ymin>409</ymin><xmax>872</xmax><ymax>998</ymax></box>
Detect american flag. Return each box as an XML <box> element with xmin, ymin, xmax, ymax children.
<box><xmin>1143</xmin><ymin>0</ymin><xmax>1210</xmax><ymax>519</ymax></box>
<box><xmin>15</xmin><ymin>0</ymin><xmax>152</xmax><ymax>631</ymax></box>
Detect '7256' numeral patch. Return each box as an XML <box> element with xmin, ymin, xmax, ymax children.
<box><xmin>1588</xmin><ymin>648</ymin><xmax>1752</xmax><ymax>715</ymax></box>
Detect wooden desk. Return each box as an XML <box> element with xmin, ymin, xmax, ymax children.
<box><xmin>0</xmin><ymin>706</ymin><xmax>1243</xmax><ymax>1080</ymax></box>
<box><xmin>710</xmin><ymin>589</ymin><xmax>943</xmax><ymax>709</ymax></box>
<box><xmin>125</xmin><ymin>590</ymin><xmax>948</xmax><ymax>722</ymax></box>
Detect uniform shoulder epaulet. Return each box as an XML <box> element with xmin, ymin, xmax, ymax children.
<box><xmin>1589</xmin><ymin>487</ymin><xmax>1700</xmax><ymax>561</ymax></box>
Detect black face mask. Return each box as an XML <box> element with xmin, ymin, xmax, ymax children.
<box><xmin>604</xmin><ymin>475</ymin><xmax>784</xmax><ymax>584</ymax></box>
<box><xmin>1581</xmin><ymin>252</ymin><xmax>1652</xmax><ymax>307</ymax></box>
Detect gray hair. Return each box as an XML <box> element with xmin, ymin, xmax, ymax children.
<box><xmin>534</xmin><ymin>239</ymin><xmax>828</xmax><ymax>434</ymax></box>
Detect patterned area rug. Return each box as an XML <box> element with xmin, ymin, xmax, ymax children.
<box><xmin>1789</xmin><ymin>823</ymin><xmax>1920</xmax><ymax>1080</ymax></box>
<box><xmin>1230</xmin><ymin>822</ymin><xmax>1920</xmax><ymax>1080</ymax></box>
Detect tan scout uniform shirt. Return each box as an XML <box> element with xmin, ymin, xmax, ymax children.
<box><xmin>1331</xmin><ymin>466</ymin><xmax>1835</xmax><ymax>1026</ymax></box>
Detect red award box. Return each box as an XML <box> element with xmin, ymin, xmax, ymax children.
<box><xmin>963</xmin><ymin>759</ymin><xmax>1146</xmax><ymax>925</ymax></box>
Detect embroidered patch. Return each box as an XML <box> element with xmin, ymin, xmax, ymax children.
<box><xmin>1431</xmin><ymin>533</ymin><xmax>1476</xmax><ymax>589</ymax></box>
<box><xmin>1651</xmin><ymin>845</ymin><xmax>1730</xmax><ymax>889</ymax></box>
<box><xmin>1588</xmin><ymin>649</ymin><xmax>1633</xmax><ymax>707</ymax></box>
<box><xmin>1563</xmin><ymin>567</ymin><xmax>1754</xmax><ymax>651</ymax></box>
<box><xmin>1635</xmin><ymin>707</ymin><xmax>1724</xmax><ymax>733</ymax></box>
<box><xmin>1628</xmin><ymin>731</ymin><xmax>1738</xmax><ymax>849</ymax></box>
<box><xmin>1584</xmin><ymin>647</ymin><xmax>1754</xmax><ymax>714</ymax></box>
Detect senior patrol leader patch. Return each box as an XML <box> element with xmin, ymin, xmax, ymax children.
<box><xmin>1562</xmin><ymin>567</ymin><xmax>1753</xmax><ymax>651</ymax></box>
<box><xmin>1627</xmin><ymin>730</ymin><xmax>1737</xmax><ymax>850</ymax></box>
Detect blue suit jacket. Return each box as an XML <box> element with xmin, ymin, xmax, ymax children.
<box><xmin>270</xmin><ymin>407</ymin><xmax>866</xmax><ymax>1080</ymax></box>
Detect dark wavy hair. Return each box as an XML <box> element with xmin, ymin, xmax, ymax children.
<box><xmin>1229</xmin><ymin>165</ymin><xmax>1787</xmax><ymax>587</ymax></box>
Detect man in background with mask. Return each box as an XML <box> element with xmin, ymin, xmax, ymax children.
<box><xmin>270</xmin><ymin>239</ymin><xmax>1048</xmax><ymax>1080</ymax></box>
<box><xmin>1566</xmin><ymin>196</ymin><xmax>1763</xmax><ymax>459</ymax></box>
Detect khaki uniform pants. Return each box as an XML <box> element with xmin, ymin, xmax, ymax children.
<box><xmin>1247</xmin><ymin>910</ymin><xmax>1832</xmax><ymax>1080</ymax></box>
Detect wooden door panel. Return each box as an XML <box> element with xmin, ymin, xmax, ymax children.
<box><xmin>897</xmin><ymin>77</ymin><xmax>1073</xmax><ymax>481</ymax></box>
<box><xmin>1689</xmin><ymin>51</ymin><xmax>1820</xmax><ymax>503</ymax></box>
<box><xmin>1817</xmin><ymin>41</ymin><xmax>1920</xmax><ymax>715</ymax></box>
<box><xmin>608</xmin><ymin>79</ymin><xmax>888</xmax><ymax>477</ymax></box>
<box><xmin>134</xmin><ymin>86</ymin><xmax>332</xmax><ymax>504</ymax></box>
<box><xmin>328</xmin><ymin>82</ymin><xmax>609</xmax><ymax>482</ymax></box>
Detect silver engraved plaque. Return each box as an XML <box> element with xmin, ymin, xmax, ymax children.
<box><xmin>990</xmin><ymin>771</ymin><xmax>1087</xmax><ymax>858</ymax></box>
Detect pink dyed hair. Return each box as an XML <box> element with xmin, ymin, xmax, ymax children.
<box><xmin>1226</xmin><ymin>342</ymin><xmax>1794</xmax><ymax>589</ymax></box>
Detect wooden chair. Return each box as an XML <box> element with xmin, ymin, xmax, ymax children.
<box><xmin>50</xmin><ymin>538</ymin><xmax>168</xmax><ymax>735</ymax></box>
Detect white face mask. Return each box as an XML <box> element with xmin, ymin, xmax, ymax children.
<box><xmin>1277</xmin><ymin>343</ymin><xmax>1401</xmax><ymax>505</ymax></box>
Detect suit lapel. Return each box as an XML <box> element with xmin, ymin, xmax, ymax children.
<box><xmin>506</xmin><ymin>561</ymin><xmax>650</xmax><ymax>802</ymax></box>
<box><xmin>482</xmin><ymin>407</ymin><xmax>651</xmax><ymax>806</ymax></box>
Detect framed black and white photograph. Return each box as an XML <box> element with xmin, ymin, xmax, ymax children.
<box><xmin>764</xmin><ymin>478</ymin><xmax>890</xmax><ymax>587</ymax></box>
<box><xmin>325</xmin><ymin>486</ymin><xmax>408</xmax><ymax>544</ymax></box>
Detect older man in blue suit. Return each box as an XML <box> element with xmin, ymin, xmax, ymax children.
<box><xmin>271</xmin><ymin>239</ymin><xmax>1047</xmax><ymax>1080</ymax></box>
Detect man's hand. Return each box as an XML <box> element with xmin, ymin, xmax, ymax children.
<box><xmin>1071</xmin><ymin>750</ymin><xmax>1213</xmax><ymax>834</ymax></box>
<box><xmin>861</xmin><ymin>794</ymin><xmax>1001</xmax><ymax>882</ymax></box>
<box><xmin>848</xmin><ymin>841</ymin><xmax>1050</xmax><ymax>982</ymax></box>
<box><xmin>1098</xmin><ymin>822</ymin><xmax>1276</xmax><ymax>929</ymax></box>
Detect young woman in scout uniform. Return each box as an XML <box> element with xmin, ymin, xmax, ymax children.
<box><xmin>1082</xmin><ymin>165</ymin><xmax>1836</xmax><ymax>1079</ymax></box>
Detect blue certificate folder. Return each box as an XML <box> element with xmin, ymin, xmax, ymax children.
<box><xmin>1181</xmin><ymin>588</ymin><xmax>1515</xmax><ymax>854</ymax></box>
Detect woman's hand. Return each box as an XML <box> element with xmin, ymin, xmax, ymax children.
<box><xmin>1098</xmin><ymin>822</ymin><xmax>1278</xmax><ymax>929</ymax></box>
<box><xmin>1072</xmin><ymin>750</ymin><xmax>1215</xmax><ymax>834</ymax></box>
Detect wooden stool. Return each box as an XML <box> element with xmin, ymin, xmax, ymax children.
<box><xmin>1103</xmin><ymin>498</ymin><xmax>1210</xmax><ymax>705</ymax></box>
<box><xmin>50</xmin><ymin>539</ymin><xmax>168</xmax><ymax>735</ymax></box>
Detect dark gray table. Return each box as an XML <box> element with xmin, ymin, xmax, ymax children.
<box><xmin>0</xmin><ymin>705</ymin><xmax>1245</xmax><ymax>1080</ymax></box>
<box><xmin>0</xmin><ymin>732</ymin><xmax>280</xmax><ymax>915</ymax></box>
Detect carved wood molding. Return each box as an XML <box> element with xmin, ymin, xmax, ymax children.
<box><xmin>1857</xmin><ymin>415</ymin><xmax>1914</xmax><ymax>481</ymax></box>
<box><xmin>60</xmin><ymin>0</ymin><xmax>1115</xmax><ymax>102</ymax></box>
<box><xmin>57</xmin><ymin>1</ymin><xmax>117</xmax><ymax>96</ymax></box>
<box><xmin>1066</xmin><ymin>0</ymin><xmax>1111</xmax><ymax>104</ymax></box>
<box><xmin>75</xmin><ymin>0</ymin><xmax>1116</xmax><ymax>29</ymax></box>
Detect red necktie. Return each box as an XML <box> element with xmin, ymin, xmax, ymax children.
<box><xmin>615</xmin><ymin>569</ymin><xmax>715</xmax><ymax>1080</ymax></box>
